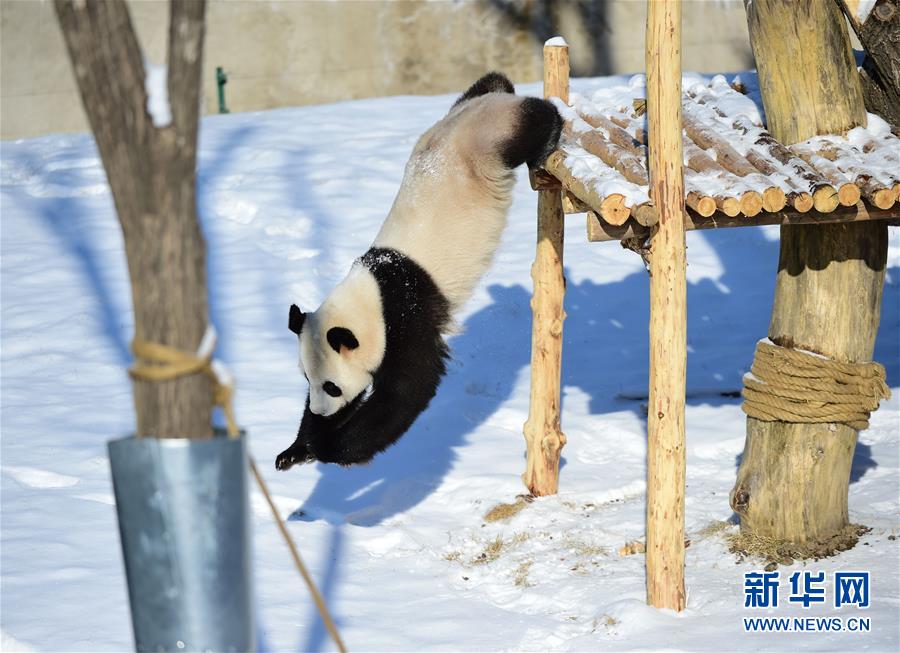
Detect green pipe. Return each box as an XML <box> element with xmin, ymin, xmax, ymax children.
<box><xmin>216</xmin><ymin>66</ymin><xmax>229</xmax><ymax>114</ymax></box>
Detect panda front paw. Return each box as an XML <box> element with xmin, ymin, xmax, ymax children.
<box><xmin>275</xmin><ymin>445</ymin><xmax>314</xmax><ymax>471</ymax></box>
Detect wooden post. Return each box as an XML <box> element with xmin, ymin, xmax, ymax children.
<box><xmin>731</xmin><ymin>0</ymin><xmax>888</xmax><ymax>544</ymax></box>
<box><xmin>523</xmin><ymin>41</ymin><xmax>569</xmax><ymax>497</ymax></box>
<box><xmin>645</xmin><ymin>0</ymin><xmax>687</xmax><ymax>611</ymax></box>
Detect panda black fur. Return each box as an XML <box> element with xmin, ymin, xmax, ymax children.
<box><xmin>277</xmin><ymin>72</ymin><xmax>562</xmax><ymax>469</ymax></box>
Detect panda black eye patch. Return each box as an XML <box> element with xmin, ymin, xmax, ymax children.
<box><xmin>322</xmin><ymin>381</ymin><xmax>342</xmax><ymax>398</ymax></box>
<box><xmin>326</xmin><ymin>326</ymin><xmax>359</xmax><ymax>353</ymax></box>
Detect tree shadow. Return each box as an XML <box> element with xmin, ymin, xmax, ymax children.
<box><xmin>14</xmin><ymin>148</ymin><xmax>131</xmax><ymax>365</ymax></box>
<box><xmin>290</xmin><ymin>225</ymin><xmax>777</xmax><ymax>529</ymax></box>
<box><xmin>197</xmin><ymin>123</ymin><xmax>261</xmax><ymax>366</ymax></box>
<box><xmin>292</xmin><ymin>219</ymin><xmax>899</xmax><ymax>534</ymax></box>
<box><xmin>850</xmin><ymin>442</ymin><xmax>878</xmax><ymax>483</ymax></box>
<box><xmin>282</xmin><ymin>223</ymin><xmax>780</xmax><ymax>652</ymax></box>
<box><xmin>298</xmin><ymin>526</ymin><xmax>345</xmax><ymax>653</ymax></box>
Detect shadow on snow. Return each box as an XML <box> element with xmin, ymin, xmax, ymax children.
<box><xmin>294</xmin><ymin>223</ymin><xmax>900</xmax><ymax>531</ymax></box>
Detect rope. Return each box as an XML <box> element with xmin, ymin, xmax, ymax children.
<box><xmin>130</xmin><ymin>328</ymin><xmax>347</xmax><ymax>653</ymax></box>
<box><xmin>742</xmin><ymin>339</ymin><xmax>891</xmax><ymax>430</ymax></box>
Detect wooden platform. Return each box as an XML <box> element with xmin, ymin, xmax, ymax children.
<box><xmin>533</xmin><ymin>75</ymin><xmax>900</xmax><ymax>241</ymax></box>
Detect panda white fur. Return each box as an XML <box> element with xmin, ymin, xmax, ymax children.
<box><xmin>276</xmin><ymin>72</ymin><xmax>562</xmax><ymax>469</ymax></box>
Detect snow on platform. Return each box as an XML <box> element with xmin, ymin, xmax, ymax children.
<box><xmin>544</xmin><ymin>74</ymin><xmax>900</xmax><ymax>231</ymax></box>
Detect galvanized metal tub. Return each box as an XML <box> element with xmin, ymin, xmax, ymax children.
<box><xmin>108</xmin><ymin>434</ymin><xmax>254</xmax><ymax>652</ymax></box>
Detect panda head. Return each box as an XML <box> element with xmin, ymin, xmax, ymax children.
<box><xmin>288</xmin><ymin>267</ymin><xmax>386</xmax><ymax>417</ymax></box>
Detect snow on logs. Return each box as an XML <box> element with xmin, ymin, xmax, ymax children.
<box><xmin>537</xmin><ymin>76</ymin><xmax>899</xmax><ymax>230</ymax></box>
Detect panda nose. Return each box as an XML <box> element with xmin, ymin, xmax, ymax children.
<box><xmin>323</xmin><ymin>381</ymin><xmax>342</xmax><ymax>398</ymax></box>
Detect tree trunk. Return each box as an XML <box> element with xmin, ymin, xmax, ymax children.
<box><xmin>731</xmin><ymin>0</ymin><xmax>888</xmax><ymax>543</ymax></box>
<box><xmin>55</xmin><ymin>0</ymin><xmax>212</xmax><ymax>438</ymax></box>
<box><xmin>838</xmin><ymin>0</ymin><xmax>900</xmax><ymax>130</ymax></box>
<box><xmin>746</xmin><ymin>0</ymin><xmax>867</xmax><ymax>143</ymax></box>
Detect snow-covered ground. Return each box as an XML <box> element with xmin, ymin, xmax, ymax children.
<box><xmin>1</xmin><ymin>77</ymin><xmax>898</xmax><ymax>652</ymax></box>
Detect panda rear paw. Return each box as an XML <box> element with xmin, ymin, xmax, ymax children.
<box><xmin>275</xmin><ymin>445</ymin><xmax>314</xmax><ymax>471</ymax></box>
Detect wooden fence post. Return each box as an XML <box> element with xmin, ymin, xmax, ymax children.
<box><xmin>523</xmin><ymin>41</ymin><xmax>569</xmax><ymax>497</ymax></box>
<box><xmin>645</xmin><ymin>0</ymin><xmax>687</xmax><ymax>611</ymax></box>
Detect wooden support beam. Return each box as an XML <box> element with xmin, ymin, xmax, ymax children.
<box><xmin>523</xmin><ymin>41</ymin><xmax>569</xmax><ymax>497</ymax></box>
<box><xmin>645</xmin><ymin>0</ymin><xmax>686</xmax><ymax>612</ymax></box>
<box><xmin>587</xmin><ymin>201</ymin><xmax>900</xmax><ymax>242</ymax></box>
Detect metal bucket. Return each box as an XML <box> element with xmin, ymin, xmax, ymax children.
<box><xmin>108</xmin><ymin>434</ymin><xmax>254</xmax><ymax>652</ymax></box>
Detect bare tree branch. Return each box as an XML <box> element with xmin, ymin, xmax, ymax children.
<box><xmin>167</xmin><ymin>0</ymin><xmax>206</xmax><ymax>149</ymax></box>
<box><xmin>55</xmin><ymin>0</ymin><xmax>153</xmax><ymax>213</ymax></box>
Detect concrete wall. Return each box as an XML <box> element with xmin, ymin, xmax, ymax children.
<box><xmin>0</xmin><ymin>0</ymin><xmax>753</xmax><ymax>140</ymax></box>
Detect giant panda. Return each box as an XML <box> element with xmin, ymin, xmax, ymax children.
<box><xmin>276</xmin><ymin>72</ymin><xmax>562</xmax><ymax>470</ymax></box>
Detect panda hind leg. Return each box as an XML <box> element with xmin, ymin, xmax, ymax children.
<box><xmin>501</xmin><ymin>97</ymin><xmax>563</xmax><ymax>169</ymax></box>
<box><xmin>452</xmin><ymin>71</ymin><xmax>515</xmax><ymax>108</ymax></box>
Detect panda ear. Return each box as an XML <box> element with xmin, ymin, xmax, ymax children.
<box><xmin>289</xmin><ymin>304</ymin><xmax>306</xmax><ymax>335</ymax></box>
<box><xmin>327</xmin><ymin>327</ymin><xmax>359</xmax><ymax>354</ymax></box>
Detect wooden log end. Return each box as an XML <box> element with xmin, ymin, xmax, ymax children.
<box><xmin>867</xmin><ymin>187</ymin><xmax>896</xmax><ymax>210</ymax></box>
<box><xmin>631</xmin><ymin>202</ymin><xmax>658</xmax><ymax>227</ymax></box>
<box><xmin>893</xmin><ymin>183</ymin><xmax>900</xmax><ymax>203</ymax></box>
<box><xmin>587</xmin><ymin>214</ymin><xmax>648</xmax><ymax>242</ymax></box>
<box><xmin>837</xmin><ymin>183</ymin><xmax>861</xmax><ymax>207</ymax></box>
<box><xmin>790</xmin><ymin>192</ymin><xmax>814</xmax><ymax>213</ymax></box>
<box><xmin>740</xmin><ymin>191</ymin><xmax>763</xmax><ymax>217</ymax></box>
<box><xmin>698</xmin><ymin>196</ymin><xmax>717</xmax><ymax>217</ymax></box>
<box><xmin>599</xmin><ymin>194</ymin><xmax>632</xmax><ymax>226</ymax></box>
<box><xmin>688</xmin><ymin>193</ymin><xmax>716</xmax><ymax>217</ymax></box>
<box><xmin>812</xmin><ymin>185</ymin><xmax>840</xmax><ymax>213</ymax></box>
<box><xmin>762</xmin><ymin>187</ymin><xmax>787</xmax><ymax>213</ymax></box>
<box><xmin>716</xmin><ymin>196</ymin><xmax>741</xmax><ymax>217</ymax></box>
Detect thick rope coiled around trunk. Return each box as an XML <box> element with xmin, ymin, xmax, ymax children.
<box><xmin>742</xmin><ymin>340</ymin><xmax>891</xmax><ymax>430</ymax></box>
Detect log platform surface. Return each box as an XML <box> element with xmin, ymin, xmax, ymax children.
<box><xmin>537</xmin><ymin>74</ymin><xmax>900</xmax><ymax>237</ymax></box>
